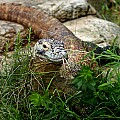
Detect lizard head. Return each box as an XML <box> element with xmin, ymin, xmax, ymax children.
<box><xmin>34</xmin><ymin>39</ymin><xmax>68</xmax><ymax>62</ymax></box>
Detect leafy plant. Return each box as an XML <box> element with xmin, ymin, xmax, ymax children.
<box><xmin>71</xmin><ymin>46</ymin><xmax>120</xmax><ymax>119</ymax></box>
<box><xmin>72</xmin><ymin>66</ymin><xmax>96</xmax><ymax>91</ymax></box>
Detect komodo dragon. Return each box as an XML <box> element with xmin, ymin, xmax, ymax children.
<box><xmin>0</xmin><ymin>3</ymin><xmax>118</xmax><ymax>94</ymax></box>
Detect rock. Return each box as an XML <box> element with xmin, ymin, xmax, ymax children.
<box><xmin>36</xmin><ymin>0</ymin><xmax>97</xmax><ymax>22</ymax></box>
<box><xmin>64</xmin><ymin>15</ymin><xmax>120</xmax><ymax>47</ymax></box>
<box><xmin>0</xmin><ymin>21</ymin><xmax>28</xmax><ymax>53</ymax></box>
<box><xmin>0</xmin><ymin>0</ymin><xmax>97</xmax><ymax>22</ymax></box>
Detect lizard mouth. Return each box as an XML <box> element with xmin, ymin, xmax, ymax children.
<box><xmin>36</xmin><ymin>50</ymin><xmax>68</xmax><ymax>63</ymax></box>
<box><xmin>46</xmin><ymin>54</ymin><xmax>68</xmax><ymax>63</ymax></box>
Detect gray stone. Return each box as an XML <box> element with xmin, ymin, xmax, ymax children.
<box><xmin>0</xmin><ymin>20</ymin><xmax>27</xmax><ymax>53</ymax></box>
<box><xmin>64</xmin><ymin>15</ymin><xmax>120</xmax><ymax>47</ymax></box>
<box><xmin>0</xmin><ymin>0</ymin><xmax>97</xmax><ymax>22</ymax></box>
<box><xmin>36</xmin><ymin>0</ymin><xmax>97</xmax><ymax>22</ymax></box>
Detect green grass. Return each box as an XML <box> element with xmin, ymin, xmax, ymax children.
<box><xmin>101</xmin><ymin>0</ymin><xmax>120</xmax><ymax>25</ymax></box>
<box><xmin>0</xmin><ymin>31</ymin><xmax>120</xmax><ymax>120</ymax></box>
<box><xmin>0</xmin><ymin>3</ymin><xmax>120</xmax><ymax>118</ymax></box>
<box><xmin>0</xmin><ymin>31</ymin><xmax>81</xmax><ymax>120</ymax></box>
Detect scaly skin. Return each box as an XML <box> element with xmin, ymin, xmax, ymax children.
<box><xmin>0</xmin><ymin>3</ymin><xmax>84</xmax><ymax>51</ymax></box>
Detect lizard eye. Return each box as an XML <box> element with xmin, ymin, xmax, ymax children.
<box><xmin>42</xmin><ymin>42</ymin><xmax>51</xmax><ymax>51</ymax></box>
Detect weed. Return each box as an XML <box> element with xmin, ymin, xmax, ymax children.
<box><xmin>101</xmin><ymin>0</ymin><xmax>120</xmax><ymax>25</ymax></box>
<box><xmin>0</xmin><ymin>31</ymin><xmax>120</xmax><ymax>119</ymax></box>
<box><xmin>0</xmin><ymin>7</ymin><xmax>120</xmax><ymax>119</ymax></box>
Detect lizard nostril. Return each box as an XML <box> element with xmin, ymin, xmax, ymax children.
<box><xmin>43</xmin><ymin>44</ymin><xmax>47</xmax><ymax>48</ymax></box>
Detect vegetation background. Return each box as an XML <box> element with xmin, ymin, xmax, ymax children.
<box><xmin>0</xmin><ymin>0</ymin><xmax>120</xmax><ymax>119</ymax></box>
